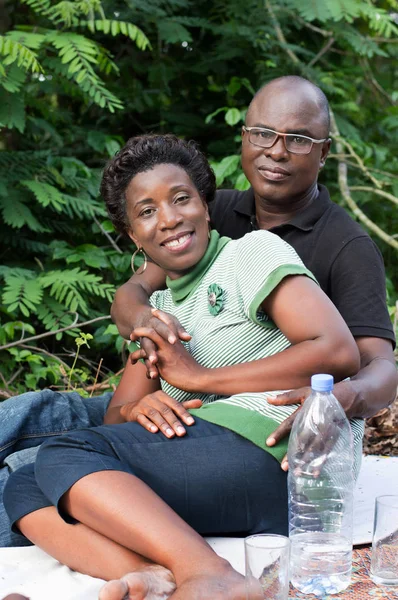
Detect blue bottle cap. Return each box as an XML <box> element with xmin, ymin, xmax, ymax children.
<box><xmin>311</xmin><ymin>373</ymin><xmax>334</xmax><ymax>392</ymax></box>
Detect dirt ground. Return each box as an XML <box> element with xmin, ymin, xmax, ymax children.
<box><xmin>363</xmin><ymin>395</ymin><xmax>398</xmax><ymax>456</ymax></box>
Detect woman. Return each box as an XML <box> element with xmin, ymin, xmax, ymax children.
<box><xmin>4</xmin><ymin>135</ymin><xmax>360</xmax><ymax>600</ymax></box>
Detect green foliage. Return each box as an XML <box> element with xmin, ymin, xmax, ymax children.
<box><xmin>0</xmin><ymin>0</ymin><xmax>397</xmax><ymax>397</ymax></box>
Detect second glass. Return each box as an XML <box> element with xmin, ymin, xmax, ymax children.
<box><xmin>370</xmin><ymin>495</ymin><xmax>398</xmax><ymax>586</ymax></box>
<box><xmin>245</xmin><ymin>534</ymin><xmax>290</xmax><ymax>600</ymax></box>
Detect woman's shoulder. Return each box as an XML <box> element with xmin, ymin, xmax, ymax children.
<box><xmin>230</xmin><ymin>230</ymin><xmax>303</xmax><ymax>264</ymax></box>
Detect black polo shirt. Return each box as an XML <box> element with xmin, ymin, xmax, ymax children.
<box><xmin>209</xmin><ymin>185</ymin><xmax>395</xmax><ymax>346</ymax></box>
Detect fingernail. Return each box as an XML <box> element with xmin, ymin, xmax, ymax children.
<box><xmin>168</xmin><ymin>336</ymin><xmax>176</xmax><ymax>343</ymax></box>
<box><xmin>166</xmin><ymin>428</ymin><xmax>173</xmax><ymax>436</ymax></box>
<box><xmin>177</xmin><ymin>426</ymin><xmax>185</xmax><ymax>435</ymax></box>
<box><xmin>150</xmin><ymin>425</ymin><xmax>157</xmax><ymax>432</ymax></box>
<box><xmin>149</xmin><ymin>355</ymin><xmax>156</xmax><ymax>362</ymax></box>
<box><xmin>266</xmin><ymin>437</ymin><xmax>275</xmax><ymax>446</ymax></box>
<box><xmin>281</xmin><ymin>461</ymin><xmax>288</xmax><ymax>471</ymax></box>
<box><xmin>186</xmin><ymin>417</ymin><xmax>194</xmax><ymax>425</ymax></box>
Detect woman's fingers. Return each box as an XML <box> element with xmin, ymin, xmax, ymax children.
<box><xmin>122</xmin><ymin>392</ymin><xmax>198</xmax><ymax>438</ymax></box>
<box><xmin>181</xmin><ymin>399</ymin><xmax>203</xmax><ymax>410</ymax></box>
<box><xmin>135</xmin><ymin>413</ymin><xmax>159</xmax><ymax>433</ymax></box>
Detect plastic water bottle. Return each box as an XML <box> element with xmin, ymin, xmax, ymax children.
<box><xmin>288</xmin><ymin>374</ymin><xmax>354</xmax><ymax>596</ymax></box>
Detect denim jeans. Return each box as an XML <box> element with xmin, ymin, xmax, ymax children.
<box><xmin>0</xmin><ymin>389</ymin><xmax>111</xmax><ymax>546</ymax></box>
<box><xmin>5</xmin><ymin>418</ymin><xmax>288</xmax><ymax>539</ymax></box>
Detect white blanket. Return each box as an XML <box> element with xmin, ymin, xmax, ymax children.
<box><xmin>1</xmin><ymin>456</ymin><xmax>397</xmax><ymax>599</ymax></box>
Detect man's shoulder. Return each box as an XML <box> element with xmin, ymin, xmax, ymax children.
<box><xmin>317</xmin><ymin>188</ymin><xmax>370</xmax><ymax>241</ymax></box>
<box><xmin>211</xmin><ymin>188</ymin><xmax>249</xmax><ymax>212</ymax></box>
<box><xmin>209</xmin><ymin>188</ymin><xmax>253</xmax><ymax>238</ymax></box>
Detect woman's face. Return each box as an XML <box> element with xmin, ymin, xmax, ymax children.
<box><xmin>126</xmin><ymin>163</ymin><xmax>210</xmax><ymax>279</ymax></box>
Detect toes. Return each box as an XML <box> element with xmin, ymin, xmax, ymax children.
<box><xmin>99</xmin><ymin>579</ymin><xmax>129</xmax><ymax>600</ymax></box>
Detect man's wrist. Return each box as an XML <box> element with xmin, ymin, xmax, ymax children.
<box><xmin>133</xmin><ymin>306</ymin><xmax>154</xmax><ymax>330</ymax></box>
<box><xmin>333</xmin><ymin>379</ymin><xmax>361</xmax><ymax>419</ymax></box>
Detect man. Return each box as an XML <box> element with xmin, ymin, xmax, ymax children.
<box><xmin>111</xmin><ymin>76</ymin><xmax>396</xmax><ymax>453</ymax></box>
<box><xmin>0</xmin><ymin>76</ymin><xmax>396</xmax><ymax>547</ymax></box>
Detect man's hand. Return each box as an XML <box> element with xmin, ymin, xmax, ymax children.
<box><xmin>130</xmin><ymin>326</ymin><xmax>206</xmax><ymax>392</ymax></box>
<box><xmin>120</xmin><ymin>389</ymin><xmax>202</xmax><ymax>438</ymax></box>
<box><xmin>265</xmin><ymin>380</ymin><xmax>357</xmax><ymax>470</ymax></box>
<box><xmin>131</xmin><ymin>308</ymin><xmax>191</xmax><ymax>379</ymax></box>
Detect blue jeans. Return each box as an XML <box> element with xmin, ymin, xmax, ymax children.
<box><xmin>0</xmin><ymin>389</ymin><xmax>111</xmax><ymax>546</ymax></box>
<box><xmin>4</xmin><ymin>418</ymin><xmax>288</xmax><ymax>539</ymax></box>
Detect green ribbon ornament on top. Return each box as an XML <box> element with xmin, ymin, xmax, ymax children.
<box><xmin>207</xmin><ymin>283</ymin><xmax>224</xmax><ymax>316</ymax></box>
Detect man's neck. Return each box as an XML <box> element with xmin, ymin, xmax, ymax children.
<box><xmin>254</xmin><ymin>182</ymin><xmax>319</xmax><ymax>230</ymax></box>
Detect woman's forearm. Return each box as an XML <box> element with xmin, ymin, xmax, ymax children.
<box><xmin>193</xmin><ymin>335</ymin><xmax>360</xmax><ymax>396</ymax></box>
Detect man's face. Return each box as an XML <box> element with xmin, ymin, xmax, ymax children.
<box><xmin>241</xmin><ymin>84</ymin><xmax>331</xmax><ymax>207</ymax></box>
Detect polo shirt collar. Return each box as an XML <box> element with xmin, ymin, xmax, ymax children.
<box><xmin>233</xmin><ymin>184</ymin><xmax>331</xmax><ymax>232</ymax></box>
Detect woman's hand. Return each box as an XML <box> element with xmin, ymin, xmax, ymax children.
<box><xmin>131</xmin><ymin>308</ymin><xmax>191</xmax><ymax>379</ymax></box>
<box><xmin>130</xmin><ymin>326</ymin><xmax>207</xmax><ymax>393</ymax></box>
<box><xmin>120</xmin><ymin>390</ymin><xmax>203</xmax><ymax>438</ymax></box>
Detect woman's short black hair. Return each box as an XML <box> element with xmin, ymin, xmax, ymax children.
<box><xmin>100</xmin><ymin>134</ymin><xmax>216</xmax><ymax>236</ymax></box>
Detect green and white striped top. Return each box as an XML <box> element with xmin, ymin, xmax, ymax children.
<box><xmin>145</xmin><ymin>230</ymin><xmax>364</xmax><ymax>473</ymax></box>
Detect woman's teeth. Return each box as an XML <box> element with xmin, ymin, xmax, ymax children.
<box><xmin>164</xmin><ymin>233</ymin><xmax>191</xmax><ymax>248</ymax></box>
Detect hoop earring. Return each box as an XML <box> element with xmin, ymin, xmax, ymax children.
<box><xmin>131</xmin><ymin>247</ymin><xmax>147</xmax><ymax>274</ymax></box>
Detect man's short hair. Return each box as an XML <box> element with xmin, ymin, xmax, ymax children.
<box><xmin>250</xmin><ymin>76</ymin><xmax>330</xmax><ymax>135</ymax></box>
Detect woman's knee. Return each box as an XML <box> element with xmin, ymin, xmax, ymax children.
<box><xmin>3</xmin><ymin>464</ymin><xmax>37</xmax><ymax>514</ymax></box>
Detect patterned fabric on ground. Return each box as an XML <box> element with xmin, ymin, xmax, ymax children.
<box><xmin>289</xmin><ymin>546</ymin><xmax>398</xmax><ymax>599</ymax></box>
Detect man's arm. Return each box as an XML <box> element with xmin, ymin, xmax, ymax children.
<box><xmin>111</xmin><ymin>263</ymin><xmax>191</xmax><ymax>377</ymax></box>
<box><xmin>338</xmin><ymin>337</ymin><xmax>397</xmax><ymax>418</ymax></box>
<box><xmin>110</xmin><ymin>262</ymin><xmax>167</xmax><ymax>340</ymax></box>
<box><xmin>266</xmin><ymin>336</ymin><xmax>397</xmax><ymax>449</ymax></box>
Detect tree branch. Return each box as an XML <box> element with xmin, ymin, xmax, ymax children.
<box><xmin>308</xmin><ymin>37</ymin><xmax>335</xmax><ymax>68</ymax></box>
<box><xmin>0</xmin><ymin>315</ymin><xmax>111</xmax><ymax>351</ymax></box>
<box><xmin>265</xmin><ymin>0</ymin><xmax>300</xmax><ymax>65</ymax></box>
<box><xmin>93</xmin><ymin>215</ymin><xmax>123</xmax><ymax>254</ymax></box>
<box><xmin>349</xmin><ymin>186</ymin><xmax>398</xmax><ymax>208</ymax></box>
<box><xmin>265</xmin><ymin>1</ymin><xmax>398</xmax><ymax>253</ymax></box>
<box><xmin>330</xmin><ymin>112</ymin><xmax>398</xmax><ymax>251</ymax></box>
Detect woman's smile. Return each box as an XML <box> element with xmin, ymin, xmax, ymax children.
<box><xmin>125</xmin><ymin>163</ymin><xmax>210</xmax><ymax>278</ymax></box>
<box><xmin>161</xmin><ymin>231</ymin><xmax>194</xmax><ymax>252</ymax></box>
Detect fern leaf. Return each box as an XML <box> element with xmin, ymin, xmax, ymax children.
<box><xmin>157</xmin><ymin>21</ymin><xmax>192</xmax><ymax>44</ymax></box>
<box><xmin>39</xmin><ymin>268</ymin><xmax>89</xmax><ymax>314</ymax></box>
<box><xmin>79</xmin><ymin>19</ymin><xmax>151</xmax><ymax>50</ymax></box>
<box><xmin>62</xmin><ymin>193</ymin><xmax>106</xmax><ymax>219</ymax></box>
<box><xmin>45</xmin><ymin>31</ymin><xmax>124</xmax><ymax>112</ymax></box>
<box><xmin>45</xmin><ymin>1</ymin><xmax>79</xmax><ymax>27</ymax></box>
<box><xmin>39</xmin><ymin>267</ymin><xmax>115</xmax><ymax>314</ymax></box>
<box><xmin>360</xmin><ymin>5</ymin><xmax>398</xmax><ymax>38</ymax></box>
<box><xmin>0</xmin><ymin>35</ymin><xmax>43</xmax><ymax>74</ymax></box>
<box><xmin>0</xmin><ymin>63</ymin><xmax>27</xmax><ymax>93</ymax></box>
<box><xmin>2</xmin><ymin>234</ymin><xmax>50</xmax><ymax>254</ymax></box>
<box><xmin>6</xmin><ymin>30</ymin><xmax>46</xmax><ymax>50</ymax></box>
<box><xmin>22</xmin><ymin>180</ymin><xmax>66</xmax><ymax>211</ymax></box>
<box><xmin>282</xmin><ymin>0</ymin><xmax>332</xmax><ymax>22</ymax></box>
<box><xmin>0</xmin><ymin>89</ymin><xmax>26</xmax><ymax>132</ymax></box>
<box><xmin>35</xmin><ymin>294</ymin><xmax>79</xmax><ymax>335</ymax></box>
<box><xmin>20</xmin><ymin>0</ymin><xmax>51</xmax><ymax>15</ymax></box>
<box><xmin>0</xmin><ymin>194</ymin><xmax>48</xmax><ymax>231</ymax></box>
<box><xmin>2</xmin><ymin>276</ymin><xmax>44</xmax><ymax>317</ymax></box>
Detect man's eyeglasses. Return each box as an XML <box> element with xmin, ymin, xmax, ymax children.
<box><xmin>242</xmin><ymin>126</ymin><xmax>329</xmax><ymax>155</ymax></box>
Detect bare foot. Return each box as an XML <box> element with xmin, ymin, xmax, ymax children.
<box><xmin>99</xmin><ymin>565</ymin><xmax>176</xmax><ymax>600</ymax></box>
<box><xmin>169</xmin><ymin>570</ymin><xmax>262</xmax><ymax>600</ymax></box>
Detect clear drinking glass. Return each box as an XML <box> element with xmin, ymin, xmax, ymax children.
<box><xmin>245</xmin><ymin>534</ymin><xmax>290</xmax><ymax>600</ymax></box>
<box><xmin>370</xmin><ymin>495</ymin><xmax>398</xmax><ymax>586</ymax></box>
